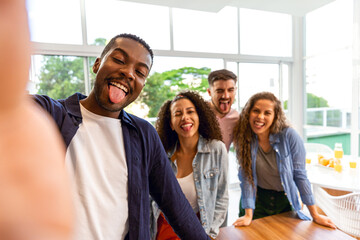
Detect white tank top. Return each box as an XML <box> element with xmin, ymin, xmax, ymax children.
<box><xmin>177</xmin><ymin>172</ymin><xmax>199</xmax><ymax>213</ymax></box>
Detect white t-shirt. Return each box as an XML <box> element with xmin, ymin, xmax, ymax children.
<box><xmin>65</xmin><ymin>104</ymin><xmax>128</xmax><ymax>240</ymax></box>
<box><xmin>177</xmin><ymin>172</ymin><xmax>199</xmax><ymax>213</ymax></box>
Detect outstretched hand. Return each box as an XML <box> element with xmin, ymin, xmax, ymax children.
<box><xmin>0</xmin><ymin>0</ymin><xmax>74</xmax><ymax>239</ymax></box>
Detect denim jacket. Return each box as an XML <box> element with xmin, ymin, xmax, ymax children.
<box><xmin>238</xmin><ymin>127</ymin><xmax>314</xmax><ymax>220</ymax></box>
<box><xmin>151</xmin><ymin>136</ymin><xmax>229</xmax><ymax>239</ymax></box>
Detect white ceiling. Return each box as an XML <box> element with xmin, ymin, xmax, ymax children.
<box><xmin>127</xmin><ymin>0</ymin><xmax>336</xmax><ymax>16</ymax></box>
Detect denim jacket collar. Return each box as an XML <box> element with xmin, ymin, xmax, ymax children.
<box><xmin>197</xmin><ymin>136</ymin><xmax>211</xmax><ymax>153</ymax></box>
<box><xmin>167</xmin><ymin>135</ymin><xmax>209</xmax><ymax>159</ymax></box>
<box><xmin>269</xmin><ymin>132</ymin><xmax>281</xmax><ymax>145</ymax></box>
<box><xmin>252</xmin><ymin>131</ymin><xmax>281</xmax><ymax>143</ymax></box>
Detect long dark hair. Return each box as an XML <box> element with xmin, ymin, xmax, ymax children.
<box><xmin>233</xmin><ymin>92</ymin><xmax>289</xmax><ymax>186</ymax></box>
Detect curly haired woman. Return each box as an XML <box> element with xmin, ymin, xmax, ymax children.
<box><xmin>232</xmin><ymin>92</ymin><xmax>335</xmax><ymax>229</ymax></box>
<box><xmin>151</xmin><ymin>90</ymin><xmax>228</xmax><ymax>239</ymax></box>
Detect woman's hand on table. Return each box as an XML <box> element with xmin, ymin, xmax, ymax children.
<box><xmin>313</xmin><ymin>214</ymin><xmax>337</xmax><ymax>229</ymax></box>
<box><xmin>232</xmin><ymin>215</ymin><xmax>252</xmax><ymax>227</ymax></box>
<box><xmin>233</xmin><ymin>208</ymin><xmax>253</xmax><ymax>227</ymax></box>
<box><xmin>307</xmin><ymin>204</ymin><xmax>336</xmax><ymax>229</ymax></box>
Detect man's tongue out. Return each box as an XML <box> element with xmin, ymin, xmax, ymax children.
<box><xmin>109</xmin><ymin>85</ymin><xmax>126</xmax><ymax>103</ymax></box>
<box><xmin>220</xmin><ymin>102</ymin><xmax>229</xmax><ymax>112</ymax></box>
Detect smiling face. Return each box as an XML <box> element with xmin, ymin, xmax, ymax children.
<box><xmin>170</xmin><ymin>98</ymin><xmax>200</xmax><ymax>140</ymax></box>
<box><xmin>207</xmin><ymin>79</ymin><xmax>236</xmax><ymax>118</ymax></box>
<box><xmin>88</xmin><ymin>37</ymin><xmax>152</xmax><ymax>117</ymax></box>
<box><xmin>249</xmin><ymin>99</ymin><xmax>275</xmax><ymax>138</ymax></box>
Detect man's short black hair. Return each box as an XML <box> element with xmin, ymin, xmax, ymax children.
<box><xmin>208</xmin><ymin>69</ymin><xmax>237</xmax><ymax>86</ymax></box>
<box><xmin>100</xmin><ymin>33</ymin><xmax>154</xmax><ymax>64</ymax></box>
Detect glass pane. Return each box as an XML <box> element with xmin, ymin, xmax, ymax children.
<box><xmin>238</xmin><ymin>63</ymin><xmax>279</xmax><ymax>107</ymax></box>
<box><xmin>306</xmin><ymin>0</ymin><xmax>353</xmax><ymax>56</ymax></box>
<box><xmin>305</xmin><ymin>0</ymin><xmax>353</xmax><ymax>155</ymax></box>
<box><xmin>128</xmin><ymin>56</ymin><xmax>224</xmax><ymax>118</ymax></box>
<box><xmin>281</xmin><ymin>63</ymin><xmax>289</xmax><ymax>118</ymax></box>
<box><xmin>151</xmin><ymin>56</ymin><xmax>223</xmax><ymax>75</ymax></box>
<box><xmin>305</xmin><ymin>50</ymin><xmax>352</xmax><ymax>154</ymax></box>
<box><xmin>239</xmin><ymin>8</ymin><xmax>292</xmax><ymax>57</ymax></box>
<box><xmin>225</xmin><ymin>62</ymin><xmax>239</xmax><ymax>110</ymax></box>
<box><xmin>89</xmin><ymin>57</ymin><xmax>97</xmax><ymax>88</ymax></box>
<box><xmin>29</xmin><ymin>55</ymin><xmax>86</xmax><ymax>99</ymax></box>
<box><xmin>27</xmin><ymin>0</ymin><xmax>82</xmax><ymax>44</ymax></box>
<box><xmin>226</xmin><ymin>62</ymin><xmax>238</xmax><ymax>76</ymax></box>
<box><xmin>85</xmin><ymin>0</ymin><xmax>170</xmax><ymax>49</ymax></box>
<box><xmin>172</xmin><ymin>6</ymin><xmax>238</xmax><ymax>53</ymax></box>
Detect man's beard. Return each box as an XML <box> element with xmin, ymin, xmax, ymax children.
<box><xmin>93</xmin><ymin>83</ymin><xmax>125</xmax><ymax>113</ymax></box>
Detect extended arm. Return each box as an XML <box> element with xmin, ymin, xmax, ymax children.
<box><xmin>0</xmin><ymin>1</ymin><xmax>73</xmax><ymax>239</ymax></box>
<box><xmin>288</xmin><ymin>128</ymin><xmax>335</xmax><ymax>228</ymax></box>
<box><xmin>233</xmin><ymin>165</ymin><xmax>256</xmax><ymax>227</ymax></box>
<box><xmin>306</xmin><ymin>205</ymin><xmax>336</xmax><ymax>229</ymax></box>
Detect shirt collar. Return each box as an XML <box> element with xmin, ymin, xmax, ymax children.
<box><xmin>269</xmin><ymin>132</ymin><xmax>281</xmax><ymax>145</ymax></box>
<box><xmin>64</xmin><ymin>92</ymin><xmax>136</xmax><ymax>130</ymax></box>
<box><xmin>64</xmin><ymin>92</ymin><xmax>87</xmax><ymax>118</ymax></box>
<box><xmin>168</xmin><ymin>135</ymin><xmax>210</xmax><ymax>158</ymax></box>
<box><xmin>252</xmin><ymin>131</ymin><xmax>281</xmax><ymax>145</ymax></box>
<box><xmin>197</xmin><ymin>135</ymin><xmax>210</xmax><ymax>153</ymax></box>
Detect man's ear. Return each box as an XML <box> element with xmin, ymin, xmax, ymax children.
<box><xmin>207</xmin><ymin>88</ymin><xmax>212</xmax><ymax>97</ymax></box>
<box><xmin>92</xmin><ymin>58</ymin><xmax>101</xmax><ymax>74</ymax></box>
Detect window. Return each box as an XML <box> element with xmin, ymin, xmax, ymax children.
<box><xmin>27</xmin><ymin>0</ymin><xmax>82</xmax><ymax>44</ymax></box>
<box><xmin>172</xmin><ymin>6</ymin><xmax>238</xmax><ymax>53</ymax></box>
<box><xmin>305</xmin><ymin>0</ymin><xmax>353</xmax><ymax>154</ymax></box>
<box><xmin>238</xmin><ymin>63</ymin><xmax>280</xmax><ymax>107</ymax></box>
<box><xmin>85</xmin><ymin>0</ymin><xmax>170</xmax><ymax>49</ymax></box>
<box><xmin>239</xmin><ymin>9</ymin><xmax>292</xmax><ymax>57</ymax></box>
<box><xmin>29</xmin><ymin>55</ymin><xmax>86</xmax><ymax>99</ymax></box>
<box><xmin>151</xmin><ymin>56</ymin><xmax>223</xmax><ymax>75</ymax></box>
<box><xmin>129</xmin><ymin>56</ymin><xmax>224</xmax><ymax>118</ymax></box>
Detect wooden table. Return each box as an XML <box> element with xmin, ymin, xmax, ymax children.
<box><xmin>216</xmin><ymin>211</ymin><xmax>356</xmax><ymax>240</ymax></box>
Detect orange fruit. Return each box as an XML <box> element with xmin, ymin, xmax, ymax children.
<box><xmin>320</xmin><ymin>158</ymin><xmax>330</xmax><ymax>166</ymax></box>
<box><xmin>318</xmin><ymin>154</ymin><xmax>324</xmax><ymax>164</ymax></box>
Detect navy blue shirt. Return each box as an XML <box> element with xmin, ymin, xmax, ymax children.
<box><xmin>34</xmin><ymin>93</ymin><xmax>210</xmax><ymax>240</ymax></box>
